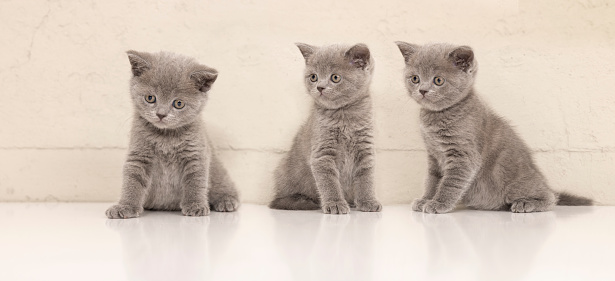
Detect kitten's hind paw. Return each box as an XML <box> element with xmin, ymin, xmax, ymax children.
<box><xmin>357</xmin><ymin>200</ymin><xmax>382</xmax><ymax>212</ymax></box>
<box><xmin>211</xmin><ymin>196</ymin><xmax>239</xmax><ymax>212</ymax></box>
<box><xmin>422</xmin><ymin>200</ymin><xmax>454</xmax><ymax>214</ymax></box>
<box><xmin>322</xmin><ymin>201</ymin><xmax>350</xmax><ymax>215</ymax></box>
<box><xmin>411</xmin><ymin>199</ymin><xmax>429</xmax><ymax>212</ymax></box>
<box><xmin>105</xmin><ymin>204</ymin><xmax>143</xmax><ymax>219</ymax></box>
<box><xmin>510</xmin><ymin>200</ymin><xmax>552</xmax><ymax>213</ymax></box>
<box><xmin>181</xmin><ymin>203</ymin><xmax>210</xmax><ymax>216</ymax></box>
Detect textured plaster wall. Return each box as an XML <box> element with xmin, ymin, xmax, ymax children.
<box><xmin>1</xmin><ymin>0</ymin><xmax>614</xmax><ymax>205</ymax></box>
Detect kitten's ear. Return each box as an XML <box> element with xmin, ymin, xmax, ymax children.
<box><xmin>126</xmin><ymin>50</ymin><xmax>150</xmax><ymax>77</ymax></box>
<box><xmin>295</xmin><ymin>43</ymin><xmax>316</xmax><ymax>63</ymax></box>
<box><xmin>395</xmin><ymin>41</ymin><xmax>419</xmax><ymax>64</ymax></box>
<box><xmin>345</xmin><ymin>43</ymin><xmax>371</xmax><ymax>69</ymax></box>
<box><xmin>448</xmin><ymin>46</ymin><xmax>474</xmax><ymax>72</ymax></box>
<box><xmin>190</xmin><ymin>67</ymin><xmax>218</xmax><ymax>93</ymax></box>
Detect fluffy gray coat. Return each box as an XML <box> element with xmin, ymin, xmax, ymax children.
<box><xmin>269</xmin><ymin>43</ymin><xmax>382</xmax><ymax>214</ymax></box>
<box><xmin>395</xmin><ymin>42</ymin><xmax>592</xmax><ymax>214</ymax></box>
<box><xmin>106</xmin><ymin>51</ymin><xmax>239</xmax><ymax>219</ymax></box>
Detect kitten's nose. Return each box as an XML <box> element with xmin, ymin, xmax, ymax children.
<box><xmin>317</xmin><ymin>86</ymin><xmax>325</xmax><ymax>93</ymax></box>
<box><xmin>156</xmin><ymin>113</ymin><xmax>166</xmax><ymax>120</ymax></box>
<box><xmin>419</xmin><ymin>90</ymin><xmax>428</xmax><ymax>96</ymax></box>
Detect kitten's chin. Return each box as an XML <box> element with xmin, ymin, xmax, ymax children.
<box><xmin>312</xmin><ymin>93</ymin><xmax>367</xmax><ymax>110</ymax></box>
<box><xmin>149</xmin><ymin>119</ymin><xmax>177</xmax><ymax>130</ymax></box>
<box><xmin>150</xmin><ymin>121</ymin><xmax>169</xmax><ymax>129</ymax></box>
<box><xmin>312</xmin><ymin>96</ymin><xmax>338</xmax><ymax>109</ymax></box>
<box><xmin>414</xmin><ymin>97</ymin><xmax>447</xmax><ymax>112</ymax></box>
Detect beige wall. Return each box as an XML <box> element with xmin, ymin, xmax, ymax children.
<box><xmin>1</xmin><ymin>0</ymin><xmax>613</xmax><ymax>205</ymax></box>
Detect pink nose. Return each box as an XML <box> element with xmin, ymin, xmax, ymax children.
<box><xmin>317</xmin><ymin>87</ymin><xmax>325</xmax><ymax>93</ymax></box>
<box><xmin>419</xmin><ymin>90</ymin><xmax>427</xmax><ymax>96</ymax></box>
<box><xmin>157</xmin><ymin>113</ymin><xmax>166</xmax><ymax>120</ymax></box>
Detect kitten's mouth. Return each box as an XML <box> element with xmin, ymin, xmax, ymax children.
<box><xmin>152</xmin><ymin>119</ymin><xmax>169</xmax><ymax>127</ymax></box>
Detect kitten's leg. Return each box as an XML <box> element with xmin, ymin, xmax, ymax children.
<box><xmin>412</xmin><ymin>155</ymin><xmax>441</xmax><ymax>212</ymax></box>
<box><xmin>270</xmin><ymin>136</ymin><xmax>321</xmax><ymax>210</ymax></box>
<box><xmin>179</xmin><ymin>155</ymin><xmax>210</xmax><ymax>216</ymax></box>
<box><xmin>269</xmin><ymin>194</ymin><xmax>321</xmax><ymax>210</ymax></box>
<box><xmin>352</xmin><ymin>145</ymin><xmax>382</xmax><ymax>212</ymax></box>
<box><xmin>506</xmin><ymin>177</ymin><xmax>556</xmax><ymax>213</ymax></box>
<box><xmin>208</xmin><ymin>154</ymin><xmax>239</xmax><ymax>212</ymax></box>
<box><xmin>270</xmin><ymin>164</ymin><xmax>320</xmax><ymax>210</ymax></box>
<box><xmin>311</xmin><ymin>140</ymin><xmax>349</xmax><ymax>215</ymax></box>
<box><xmin>106</xmin><ymin>149</ymin><xmax>153</xmax><ymax>219</ymax></box>
<box><xmin>422</xmin><ymin>149</ymin><xmax>479</xmax><ymax>214</ymax></box>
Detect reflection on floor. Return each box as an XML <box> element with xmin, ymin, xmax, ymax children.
<box><xmin>0</xmin><ymin>203</ymin><xmax>612</xmax><ymax>281</ymax></box>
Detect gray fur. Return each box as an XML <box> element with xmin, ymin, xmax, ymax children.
<box><xmin>395</xmin><ymin>42</ymin><xmax>592</xmax><ymax>214</ymax></box>
<box><xmin>106</xmin><ymin>51</ymin><xmax>239</xmax><ymax>219</ymax></box>
<box><xmin>269</xmin><ymin>43</ymin><xmax>382</xmax><ymax>214</ymax></box>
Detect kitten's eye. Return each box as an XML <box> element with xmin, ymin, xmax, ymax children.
<box><xmin>433</xmin><ymin>77</ymin><xmax>445</xmax><ymax>86</ymax></box>
<box><xmin>410</xmin><ymin>75</ymin><xmax>420</xmax><ymax>84</ymax></box>
<box><xmin>145</xmin><ymin>95</ymin><xmax>156</xmax><ymax>103</ymax></box>
<box><xmin>331</xmin><ymin>74</ymin><xmax>341</xmax><ymax>83</ymax></box>
<box><xmin>173</xmin><ymin>100</ymin><xmax>185</xmax><ymax>109</ymax></box>
<box><xmin>309</xmin><ymin>74</ymin><xmax>318</xmax><ymax>82</ymax></box>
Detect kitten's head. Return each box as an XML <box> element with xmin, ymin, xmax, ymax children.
<box><xmin>296</xmin><ymin>43</ymin><xmax>374</xmax><ymax>109</ymax></box>
<box><xmin>126</xmin><ymin>50</ymin><xmax>218</xmax><ymax>129</ymax></box>
<box><xmin>395</xmin><ymin>42</ymin><xmax>478</xmax><ymax>111</ymax></box>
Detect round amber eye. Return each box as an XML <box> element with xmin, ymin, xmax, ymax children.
<box><xmin>433</xmin><ymin>77</ymin><xmax>445</xmax><ymax>86</ymax></box>
<box><xmin>309</xmin><ymin>74</ymin><xmax>318</xmax><ymax>82</ymax></box>
<box><xmin>173</xmin><ymin>100</ymin><xmax>185</xmax><ymax>109</ymax></box>
<box><xmin>410</xmin><ymin>75</ymin><xmax>420</xmax><ymax>84</ymax></box>
<box><xmin>145</xmin><ymin>95</ymin><xmax>156</xmax><ymax>103</ymax></box>
<box><xmin>331</xmin><ymin>74</ymin><xmax>341</xmax><ymax>83</ymax></box>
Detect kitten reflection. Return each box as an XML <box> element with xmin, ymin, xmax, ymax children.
<box><xmin>106</xmin><ymin>211</ymin><xmax>238</xmax><ymax>281</ymax></box>
<box><xmin>413</xmin><ymin>210</ymin><xmax>556</xmax><ymax>281</ymax></box>
<box><xmin>272</xmin><ymin>210</ymin><xmax>381</xmax><ymax>281</ymax></box>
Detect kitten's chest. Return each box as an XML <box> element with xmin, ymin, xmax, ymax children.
<box><xmin>330</xmin><ymin>124</ymin><xmax>371</xmax><ymax>153</ymax></box>
<box><xmin>143</xmin><ymin>151</ymin><xmax>185</xmax><ymax>210</ymax></box>
<box><xmin>151</xmin><ymin>150</ymin><xmax>185</xmax><ymax>186</ymax></box>
<box><xmin>420</xmin><ymin>120</ymin><xmax>465</xmax><ymax>153</ymax></box>
<box><xmin>147</xmin><ymin>135</ymin><xmax>206</xmax><ymax>185</ymax></box>
<box><xmin>150</xmin><ymin>134</ymin><xmax>189</xmax><ymax>155</ymax></box>
<box><xmin>337</xmin><ymin>125</ymin><xmax>357</xmax><ymax>144</ymax></box>
<box><xmin>329</xmin><ymin>125</ymin><xmax>372</xmax><ymax>181</ymax></box>
<box><xmin>330</xmin><ymin>125</ymin><xmax>367</xmax><ymax>190</ymax></box>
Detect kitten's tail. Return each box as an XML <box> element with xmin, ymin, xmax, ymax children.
<box><xmin>556</xmin><ymin>192</ymin><xmax>593</xmax><ymax>206</ymax></box>
<box><xmin>269</xmin><ymin>194</ymin><xmax>320</xmax><ymax>210</ymax></box>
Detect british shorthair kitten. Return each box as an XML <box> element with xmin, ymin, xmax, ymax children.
<box><xmin>106</xmin><ymin>51</ymin><xmax>239</xmax><ymax>219</ymax></box>
<box><xmin>269</xmin><ymin>43</ymin><xmax>382</xmax><ymax>214</ymax></box>
<box><xmin>395</xmin><ymin>42</ymin><xmax>592</xmax><ymax>214</ymax></box>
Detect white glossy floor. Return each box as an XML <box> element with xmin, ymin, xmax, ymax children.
<box><xmin>1</xmin><ymin>203</ymin><xmax>613</xmax><ymax>281</ymax></box>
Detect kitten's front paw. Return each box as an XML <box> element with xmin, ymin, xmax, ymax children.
<box><xmin>211</xmin><ymin>196</ymin><xmax>239</xmax><ymax>212</ymax></box>
<box><xmin>181</xmin><ymin>202</ymin><xmax>210</xmax><ymax>216</ymax></box>
<box><xmin>322</xmin><ymin>201</ymin><xmax>350</xmax><ymax>215</ymax></box>
<box><xmin>105</xmin><ymin>204</ymin><xmax>143</xmax><ymax>219</ymax></box>
<box><xmin>411</xmin><ymin>199</ymin><xmax>429</xmax><ymax>212</ymax></box>
<box><xmin>422</xmin><ymin>200</ymin><xmax>454</xmax><ymax>214</ymax></box>
<box><xmin>356</xmin><ymin>200</ymin><xmax>382</xmax><ymax>212</ymax></box>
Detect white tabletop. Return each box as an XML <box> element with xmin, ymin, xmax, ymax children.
<box><xmin>1</xmin><ymin>203</ymin><xmax>612</xmax><ymax>281</ymax></box>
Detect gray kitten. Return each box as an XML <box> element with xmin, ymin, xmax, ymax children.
<box><xmin>395</xmin><ymin>42</ymin><xmax>592</xmax><ymax>214</ymax></box>
<box><xmin>269</xmin><ymin>43</ymin><xmax>382</xmax><ymax>214</ymax></box>
<box><xmin>105</xmin><ymin>51</ymin><xmax>239</xmax><ymax>219</ymax></box>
